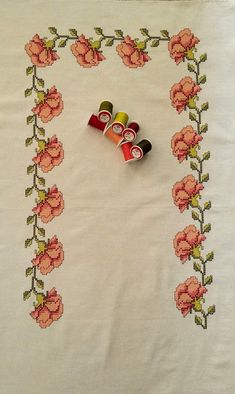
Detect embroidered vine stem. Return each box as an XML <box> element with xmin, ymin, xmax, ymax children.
<box><xmin>24</xmin><ymin>63</ymin><xmax>47</xmax><ymax>304</ymax></box>
<box><xmin>185</xmin><ymin>49</ymin><xmax>215</xmax><ymax>329</ymax></box>
<box><xmin>46</xmin><ymin>27</ymin><xmax>170</xmax><ymax>51</ymax></box>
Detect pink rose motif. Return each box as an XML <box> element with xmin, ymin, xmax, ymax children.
<box><xmin>170</xmin><ymin>77</ymin><xmax>201</xmax><ymax>114</ymax></box>
<box><xmin>32</xmin><ymin>86</ymin><xmax>63</xmax><ymax>123</ymax></box>
<box><xmin>171</xmin><ymin>125</ymin><xmax>202</xmax><ymax>162</ymax></box>
<box><xmin>32</xmin><ymin>236</ymin><xmax>64</xmax><ymax>275</ymax></box>
<box><xmin>172</xmin><ymin>175</ymin><xmax>203</xmax><ymax>212</ymax></box>
<box><xmin>173</xmin><ymin>225</ymin><xmax>206</xmax><ymax>263</ymax></box>
<box><xmin>70</xmin><ymin>34</ymin><xmax>105</xmax><ymax>68</ymax></box>
<box><xmin>30</xmin><ymin>288</ymin><xmax>63</xmax><ymax>328</ymax></box>
<box><xmin>116</xmin><ymin>35</ymin><xmax>151</xmax><ymax>68</ymax></box>
<box><xmin>174</xmin><ymin>276</ymin><xmax>207</xmax><ymax>316</ymax></box>
<box><xmin>33</xmin><ymin>135</ymin><xmax>64</xmax><ymax>173</ymax></box>
<box><xmin>33</xmin><ymin>185</ymin><xmax>64</xmax><ymax>223</ymax></box>
<box><xmin>25</xmin><ymin>34</ymin><xmax>60</xmax><ymax>67</ymax></box>
<box><xmin>168</xmin><ymin>28</ymin><xmax>199</xmax><ymax>65</ymax></box>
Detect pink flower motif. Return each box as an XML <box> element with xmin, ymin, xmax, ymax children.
<box><xmin>168</xmin><ymin>28</ymin><xmax>199</xmax><ymax>65</ymax></box>
<box><xmin>173</xmin><ymin>225</ymin><xmax>206</xmax><ymax>263</ymax></box>
<box><xmin>171</xmin><ymin>125</ymin><xmax>202</xmax><ymax>162</ymax></box>
<box><xmin>174</xmin><ymin>276</ymin><xmax>207</xmax><ymax>317</ymax></box>
<box><xmin>25</xmin><ymin>34</ymin><xmax>60</xmax><ymax>67</ymax></box>
<box><xmin>32</xmin><ymin>236</ymin><xmax>64</xmax><ymax>275</ymax></box>
<box><xmin>172</xmin><ymin>175</ymin><xmax>203</xmax><ymax>212</ymax></box>
<box><xmin>33</xmin><ymin>135</ymin><xmax>64</xmax><ymax>173</ymax></box>
<box><xmin>32</xmin><ymin>86</ymin><xmax>63</xmax><ymax>123</ymax></box>
<box><xmin>30</xmin><ymin>288</ymin><xmax>63</xmax><ymax>328</ymax></box>
<box><xmin>116</xmin><ymin>36</ymin><xmax>151</xmax><ymax>68</ymax></box>
<box><xmin>70</xmin><ymin>34</ymin><xmax>105</xmax><ymax>68</ymax></box>
<box><xmin>33</xmin><ymin>185</ymin><xmax>64</xmax><ymax>223</ymax></box>
<box><xmin>170</xmin><ymin>77</ymin><xmax>201</xmax><ymax>114</ymax></box>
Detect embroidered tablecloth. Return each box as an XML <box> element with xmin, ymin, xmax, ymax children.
<box><xmin>1</xmin><ymin>0</ymin><xmax>235</xmax><ymax>393</ymax></box>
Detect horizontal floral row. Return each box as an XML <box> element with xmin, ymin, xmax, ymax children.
<box><xmin>25</xmin><ymin>28</ymin><xmax>200</xmax><ymax>69</ymax></box>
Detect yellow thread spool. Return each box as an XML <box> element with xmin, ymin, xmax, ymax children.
<box><xmin>104</xmin><ymin>126</ymin><xmax>123</xmax><ymax>146</ymax></box>
<box><xmin>112</xmin><ymin>112</ymin><xmax>129</xmax><ymax>134</ymax></box>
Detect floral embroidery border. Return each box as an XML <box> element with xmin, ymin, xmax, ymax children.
<box><xmin>24</xmin><ymin>27</ymin><xmax>213</xmax><ymax>329</ymax></box>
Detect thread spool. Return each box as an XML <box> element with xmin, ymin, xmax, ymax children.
<box><xmin>121</xmin><ymin>141</ymin><xmax>135</xmax><ymax>163</ymax></box>
<box><xmin>122</xmin><ymin>121</ymin><xmax>140</xmax><ymax>142</ymax></box>
<box><xmin>98</xmin><ymin>101</ymin><xmax>113</xmax><ymax>123</ymax></box>
<box><xmin>130</xmin><ymin>139</ymin><xmax>152</xmax><ymax>160</ymax></box>
<box><xmin>112</xmin><ymin>112</ymin><xmax>129</xmax><ymax>134</ymax></box>
<box><xmin>88</xmin><ymin>114</ymin><xmax>106</xmax><ymax>131</ymax></box>
<box><xmin>104</xmin><ymin>126</ymin><xmax>123</xmax><ymax>146</ymax></box>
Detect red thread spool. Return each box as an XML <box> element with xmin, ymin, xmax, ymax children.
<box><xmin>122</xmin><ymin>121</ymin><xmax>140</xmax><ymax>142</ymax></box>
<box><xmin>121</xmin><ymin>141</ymin><xmax>135</xmax><ymax>163</ymax></box>
<box><xmin>88</xmin><ymin>114</ymin><xmax>107</xmax><ymax>131</ymax></box>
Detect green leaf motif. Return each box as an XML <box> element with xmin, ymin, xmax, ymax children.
<box><xmin>187</xmin><ymin>63</ymin><xmax>195</xmax><ymax>72</ymax></box>
<box><xmin>58</xmin><ymin>39</ymin><xmax>67</xmax><ymax>47</ymax></box>
<box><xmin>189</xmin><ymin>112</ymin><xmax>197</xmax><ymax>121</ymax></box>
<box><xmin>114</xmin><ymin>29</ymin><xmax>123</xmax><ymax>38</ymax></box>
<box><xmin>202</xmin><ymin>173</ymin><xmax>209</xmax><ymax>182</ymax></box>
<box><xmin>38</xmin><ymin>177</ymin><xmax>45</xmax><ymax>186</ymax></box>
<box><xmin>140</xmin><ymin>28</ymin><xmax>149</xmax><ymax>36</ymax></box>
<box><xmin>200</xmin><ymin>124</ymin><xmax>208</xmax><ymax>133</ymax></box>
<box><xmin>23</xmin><ymin>290</ymin><xmax>32</xmax><ymax>301</ymax></box>
<box><xmin>199</xmin><ymin>75</ymin><xmax>207</xmax><ymax>84</ymax></box>
<box><xmin>26</xmin><ymin>115</ymin><xmax>34</xmax><ymax>124</ymax></box>
<box><xmin>25</xmin><ymin>187</ymin><xmax>33</xmax><ymax>197</ymax></box>
<box><xmin>200</xmin><ymin>53</ymin><xmax>207</xmax><ymax>62</ymax></box>
<box><xmin>203</xmin><ymin>223</ymin><xmax>211</xmax><ymax>233</ymax></box>
<box><xmin>36</xmin><ymin>279</ymin><xmax>44</xmax><ymax>289</ymax></box>
<box><xmin>190</xmin><ymin>161</ymin><xmax>198</xmax><ymax>171</ymax></box>
<box><xmin>25</xmin><ymin>137</ymin><xmax>33</xmax><ymax>146</ymax></box>
<box><xmin>203</xmin><ymin>151</ymin><xmax>210</xmax><ymax>160</ymax></box>
<box><xmin>27</xmin><ymin>165</ymin><xmax>34</xmax><ymax>174</ymax></box>
<box><xmin>192</xmin><ymin>211</ymin><xmax>200</xmax><ymax>221</ymax></box>
<box><xmin>208</xmin><ymin>305</ymin><xmax>216</xmax><ymax>315</ymax></box>
<box><xmin>193</xmin><ymin>262</ymin><xmax>202</xmax><ymax>272</ymax></box>
<box><xmin>25</xmin><ymin>238</ymin><xmax>32</xmax><ymax>248</ymax></box>
<box><xmin>105</xmin><ymin>38</ymin><xmax>114</xmax><ymax>46</ymax></box>
<box><xmin>204</xmin><ymin>275</ymin><xmax>213</xmax><ymax>285</ymax></box>
<box><xmin>160</xmin><ymin>30</ymin><xmax>169</xmax><ymax>38</ymax></box>
<box><xmin>69</xmin><ymin>28</ymin><xmax>78</xmax><ymax>36</ymax></box>
<box><xmin>37</xmin><ymin>227</ymin><xmax>45</xmax><ymax>237</ymax></box>
<box><xmin>151</xmin><ymin>39</ymin><xmax>159</xmax><ymax>47</ymax></box>
<box><xmin>25</xmin><ymin>267</ymin><xmax>33</xmax><ymax>276</ymax></box>
<box><xmin>206</xmin><ymin>251</ymin><xmax>214</xmax><ymax>261</ymax></box>
<box><xmin>48</xmin><ymin>27</ymin><xmax>57</xmax><ymax>35</ymax></box>
<box><xmin>37</xmin><ymin>78</ymin><xmax>44</xmax><ymax>87</ymax></box>
<box><xmin>26</xmin><ymin>66</ymin><xmax>33</xmax><ymax>75</ymax></box>
<box><xmin>195</xmin><ymin>315</ymin><xmax>202</xmax><ymax>326</ymax></box>
<box><xmin>204</xmin><ymin>201</ymin><xmax>211</xmax><ymax>210</ymax></box>
<box><xmin>201</xmin><ymin>102</ymin><xmax>209</xmax><ymax>111</ymax></box>
<box><xmin>25</xmin><ymin>88</ymin><xmax>32</xmax><ymax>97</ymax></box>
<box><xmin>38</xmin><ymin>127</ymin><xmax>45</xmax><ymax>136</ymax></box>
<box><xmin>26</xmin><ymin>215</ymin><xmax>34</xmax><ymax>225</ymax></box>
<box><xmin>94</xmin><ymin>27</ymin><xmax>103</xmax><ymax>35</ymax></box>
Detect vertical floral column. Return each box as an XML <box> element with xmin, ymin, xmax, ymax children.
<box><xmin>24</xmin><ymin>35</ymin><xmax>64</xmax><ymax>328</ymax></box>
<box><xmin>169</xmin><ymin>29</ymin><xmax>215</xmax><ymax>329</ymax></box>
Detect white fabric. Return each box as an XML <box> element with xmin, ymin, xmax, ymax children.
<box><xmin>0</xmin><ymin>1</ymin><xmax>235</xmax><ymax>393</ymax></box>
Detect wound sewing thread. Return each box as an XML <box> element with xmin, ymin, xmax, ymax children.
<box><xmin>130</xmin><ymin>139</ymin><xmax>152</xmax><ymax>159</ymax></box>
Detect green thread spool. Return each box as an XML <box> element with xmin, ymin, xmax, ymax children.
<box><xmin>98</xmin><ymin>101</ymin><xmax>113</xmax><ymax>123</ymax></box>
<box><xmin>112</xmin><ymin>112</ymin><xmax>129</xmax><ymax>134</ymax></box>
